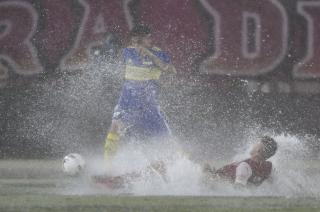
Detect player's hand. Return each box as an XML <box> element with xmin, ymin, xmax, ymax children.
<box><xmin>202</xmin><ymin>163</ymin><xmax>216</xmax><ymax>175</ymax></box>
<box><xmin>140</xmin><ymin>47</ymin><xmax>153</xmax><ymax>57</ymax></box>
<box><xmin>135</xmin><ymin>45</ymin><xmax>150</xmax><ymax>57</ymax></box>
<box><xmin>138</xmin><ymin>46</ymin><xmax>157</xmax><ymax>59</ymax></box>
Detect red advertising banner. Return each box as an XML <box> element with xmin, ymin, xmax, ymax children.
<box><xmin>0</xmin><ymin>0</ymin><xmax>319</xmax><ymax>94</ymax></box>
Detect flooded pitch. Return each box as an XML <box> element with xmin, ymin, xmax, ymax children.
<box><xmin>0</xmin><ymin>134</ymin><xmax>319</xmax><ymax>211</ymax></box>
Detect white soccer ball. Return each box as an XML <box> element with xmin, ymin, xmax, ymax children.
<box><xmin>62</xmin><ymin>153</ymin><xmax>86</xmax><ymax>176</ymax></box>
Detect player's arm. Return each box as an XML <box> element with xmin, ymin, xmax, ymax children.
<box><xmin>201</xmin><ymin>162</ymin><xmax>217</xmax><ymax>184</ymax></box>
<box><xmin>140</xmin><ymin>47</ymin><xmax>177</xmax><ymax>74</ymax></box>
<box><xmin>234</xmin><ymin>162</ymin><xmax>252</xmax><ymax>187</ymax></box>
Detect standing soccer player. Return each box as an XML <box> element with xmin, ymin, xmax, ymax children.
<box><xmin>104</xmin><ymin>24</ymin><xmax>176</xmax><ymax>160</ymax></box>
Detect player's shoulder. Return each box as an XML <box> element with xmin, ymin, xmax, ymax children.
<box><xmin>123</xmin><ymin>46</ymin><xmax>138</xmax><ymax>58</ymax></box>
<box><xmin>242</xmin><ymin>158</ymin><xmax>253</xmax><ymax>165</ymax></box>
<box><xmin>151</xmin><ymin>46</ymin><xmax>163</xmax><ymax>52</ymax></box>
<box><xmin>236</xmin><ymin>161</ymin><xmax>252</xmax><ymax>171</ymax></box>
<box><xmin>123</xmin><ymin>46</ymin><xmax>136</xmax><ymax>52</ymax></box>
<box><xmin>244</xmin><ymin>158</ymin><xmax>272</xmax><ymax>166</ymax></box>
<box><xmin>237</xmin><ymin>161</ymin><xmax>250</xmax><ymax>166</ymax></box>
<box><xmin>150</xmin><ymin>46</ymin><xmax>170</xmax><ymax>62</ymax></box>
<box><xmin>246</xmin><ymin>158</ymin><xmax>272</xmax><ymax>173</ymax></box>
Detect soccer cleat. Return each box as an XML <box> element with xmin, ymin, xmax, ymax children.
<box><xmin>92</xmin><ymin>175</ymin><xmax>125</xmax><ymax>189</ymax></box>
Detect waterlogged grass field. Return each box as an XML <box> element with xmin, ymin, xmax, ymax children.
<box><xmin>0</xmin><ymin>160</ymin><xmax>319</xmax><ymax>212</ymax></box>
<box><xmin>1</xmin><ymin>195</ymin><xmax>320</xmax><ymax>212</ymax></box>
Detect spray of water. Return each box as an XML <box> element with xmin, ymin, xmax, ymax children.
<box><xmin>16</xmin><ymin>49</ymin><xmax>319</xmax><ymax>197</ymax></box>
<box><xmin>70</xmin><ymin>132</ymin><xmax>319</xmax><ymax>198</ymax></box>
<box><xmin>17</xmin><ymin>55</ymin><xmax>123</xmax><ymax>156</ymax></box>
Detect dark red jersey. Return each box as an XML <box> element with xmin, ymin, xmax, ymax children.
<box><xmin>215</xmin><ymin>158</ymin><xmax>272</xmax><ymax>186</ymax></box>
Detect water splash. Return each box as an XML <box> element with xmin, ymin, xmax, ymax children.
<box><xmin>76</xmin><ymin>133</ymin><xmax>320</xmax><ymax>197</ymax></box>
<box><xmin>14</xmin><ymin>50</ymin><xmax>318</xmax><ymax>197</ymax></box>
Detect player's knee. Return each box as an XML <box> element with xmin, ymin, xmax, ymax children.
<box><xmin>105</xmin><ymin>140</ymin><xmax>116</xmax><ymax>151</ymax></box>
<box><xmin>110</xmin><ymin>119</ymin><xmax>122</xmax><ymax>132</ymax></box>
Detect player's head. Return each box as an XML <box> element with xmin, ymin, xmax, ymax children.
<box><xmin>129</xmin><ymin>24</ymin><xmax>152</xmax><ymax>47</ymax></box>
<box><xmin>260</xmin><ymin>136</ymin><xmax>277</xmax><ymax>159</ymax></box>
<box><xmin>250</xmin><ymin>136</ymin><xmax>277</xmax><ymax>160</ymax></box>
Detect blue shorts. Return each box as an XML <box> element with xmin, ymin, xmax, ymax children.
<box><xmin>113</xmin><ymin>80</ymin><xmax>171</xmax><ymax>139</ymax></box>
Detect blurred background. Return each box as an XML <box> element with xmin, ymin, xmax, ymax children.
<box><xmin>0</xmin><ymin>0</ymin><xmax>319</xmax><ymax>159</ymax></box>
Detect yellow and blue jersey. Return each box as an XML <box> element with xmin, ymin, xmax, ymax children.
<box><xmin>123</xmin><ymin>46</ymin><xmax>170</xmax><ymax>81</ymax></box>
<box><xmin>113</xmin><ymin>46</ymin><xmax>171</xmax><ymax>139</ymax></box>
